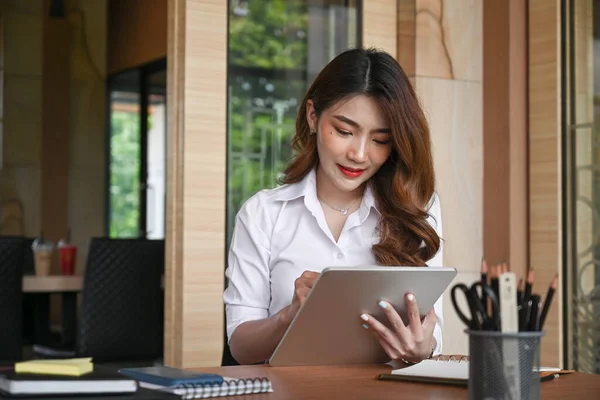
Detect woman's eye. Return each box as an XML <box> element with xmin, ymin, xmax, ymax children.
<box><xmin>335</xmin><ymin>128</ymin><xmax>352</xmax><ymax>136</ymax></box>
<box><xmin>374</xmin><ymin>139</ymin><xmax>391</xmax><ymax>145</ymax></box>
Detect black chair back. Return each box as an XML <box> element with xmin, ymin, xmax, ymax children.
<box><xmin>76</xmin><ymin>238</ymin><xmax>164</xmax><ymax>362</ymax></box>
<box><xmin>0</xmin><ymin>237</ymin><xmax>27</xmax><ymax>361</ymax></box>
<box><xmin>22</xmin><ymin>238</ymin><xmax>35</xmax><ymax>275</ymax></box>
<box><xmin>21</xmin><ymin>237</ymin><xmax>36</xmax><ymax>345</ymax></box>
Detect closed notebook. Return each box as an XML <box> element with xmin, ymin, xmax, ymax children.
<box><xmin>119</xmin><ymin>366</ymin><xmax>273</xmax><ymax>399</ymax></box>
<box><xmin>0</xmin><ymin>388</ymin><xmax>179</xmax><ymax>400</ymax></box>
<box><xmin>0</xmin><ymin>367</ymin><xmax>137</xmax><ymax>397</ymax></box>
<box><xmin>138</xmin><ymin>377</ymin><xmax>273</xmax><ymax>399</ymax></box>
<box><xmin>118</xmin><ymin>366</ymin><xmax>224</xmax><ymax>387</ymax></box>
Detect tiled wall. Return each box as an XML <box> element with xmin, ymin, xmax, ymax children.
<box><xmin>0</xmin><ymin>0</ymin><xmax>43</xmax><ymax>238</ymax></box>
<box><xmin>402</xmin><ymin>0</ymin><xmax>484</xmax><ymax>355</ymax></box>
<box><xmin>66</xmin><ymin>0</ymin><xmax>107</xmax><ymax>275</ymax></box>
<box><xmin>0</xmin><ymin>0</ymin><xmax>106</xmax><ymax>275</ymax></box>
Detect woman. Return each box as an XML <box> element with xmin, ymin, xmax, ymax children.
<box><xmin>223</xmin><ymin>47</ymin><xmax>443</xmax><ymax>366</ymax></box>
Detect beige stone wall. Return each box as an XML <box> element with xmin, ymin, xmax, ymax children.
<box><xmin>0</xmin><ymin>0</ymin><xmax>43</xmax><ymax>238</ymax></box>
<box><xmin>67</xmin><ymin>0</ymin><xmax>107</xmax><ymax>274</ymax></box>
<box><xmin>410</xmin><ymin>0</ymin><xmax>483</xmax><ymax>355</ymax></box>
<box><xmin>0</xmin><ymin>0</ymin><xmax>106</xmax><ymax>275</ymax></box>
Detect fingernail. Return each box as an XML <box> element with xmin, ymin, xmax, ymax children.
<box><xmin>407</xmin><ymin>294</ymin><xmax>415</xmax><ymax>302</ymax></box>
<box><xmin>378</xmin><ymin>301</ymin><xmax>387</xmax><ymax>309</ymax></box>
<box><xmin>362</xmin><ymin>324</ymin><xmax>369</xmax><ymax>329</ymax></box>
<box><xmin>360</xmin><ymin>314</ymin><xmax>369</xmax><ymax>321</ymax></box>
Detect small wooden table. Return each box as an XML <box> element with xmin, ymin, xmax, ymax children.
<box><xmin>22</xmin><ymin>275</ymin><xmax>83</xmax><ymax>347</ymax></box>
<box><xmin>22</xmin><ymin>275</ymin><xmax>83</xmax><ymax>293</ymax></box>
<box><xmin>191</xmin><ymin>364</ymin><xmax>600</xmax><ymax>399</ymax></box>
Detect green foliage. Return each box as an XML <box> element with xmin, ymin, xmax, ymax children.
<box><xmin>226</xmin><ymin>0</ymin><xmax>312</xmax><ymax>239</ymax></box>
<box><xmin>229</xmin><ymin>0</ymin><xmax>308</xmax><ymax>69</ymax></box>
<box><xmin>109</xmin><ymin>111</ymin><xmax>140</xmax><ymax>238</ymax></box>
<box><xmin>107</xmin><ymin>0</ymin><xmax>352</xmax><ymax>242</ymax></box>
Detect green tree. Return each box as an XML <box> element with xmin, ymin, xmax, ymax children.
<box><xmin>109</xmin><ymin>111</ymin><xmax>140</xmax><ymax>238</ymax></box>
<box><xmin>227</xmin><ymin>0</ymin><xmax>310</xmax><ymax>240</ymax></box>
<box><xmin>229</xmin><ymin>0</ymin><xmax>308</xmax><ymax>68</ymax></box>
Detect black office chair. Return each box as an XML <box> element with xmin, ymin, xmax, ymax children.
<box><xmin>0</xmin><ymin>237</ymin><xmax>27</xmax><ymax>361</ymax></box>
<box><xmin>20</xmin><ymin>237</ymin><xmax>37</xmax><ymax>345</ymax></box>
<box><xmin>75</xmin><ymin>237</ymin><xmax>165</xmax><ymax>363</ymax></box>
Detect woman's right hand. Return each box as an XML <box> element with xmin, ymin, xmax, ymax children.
<box><xmin>282</xmin><ymin>270</ymin><xmax>320</xmax><ymax>324</ymax></box>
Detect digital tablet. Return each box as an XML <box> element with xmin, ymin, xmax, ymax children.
<box><xmin>268</xmin><ymin>266</ymin><xmax>457</xmax><ymax>367</ymax></box>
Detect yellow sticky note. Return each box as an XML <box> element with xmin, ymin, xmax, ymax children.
<box><xmin>15</xmin><ymin>358</ymin><xmax>94</xmax><ymax>376</ymax></box>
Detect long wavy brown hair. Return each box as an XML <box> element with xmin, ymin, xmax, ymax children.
<box><xmin>280</xmin><ymin>47</ymin><xmax>440</xmax><ymax>266</ymax></box>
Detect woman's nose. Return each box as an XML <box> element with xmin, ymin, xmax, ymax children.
<box><xmin>347</xmin><ymin>140</ymin><xmax>369</xmax><ymax>163</ymax></box>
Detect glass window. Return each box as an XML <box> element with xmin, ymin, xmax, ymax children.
<box><xmin>108</xmin><ymin>70</ymin><xmax>141</xmax><ymax>238</ymax></box>
<box><xmin>225</xmin><ymin>0</ymin><xmax>360</xmax><ymax>244</ymax></box>
<box><xmin>0</xmin><ymin>14</ymin><xmax>3</xmax><ymax>169</ymax></box>
<box><xmin>146</xmin><ymin>70</ymin><xmax>167</xmax><ymax>240</ymax></box>
<box><xmin>107</xmin><ymin>61</ymin><xmax>167</xmax><ymax>239</ymax></box>
<box><xmin>564</xmin><ymin>0</ymin><xmax>600</xmax><ymax>374</ymax></box>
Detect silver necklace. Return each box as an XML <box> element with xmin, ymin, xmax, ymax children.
<box><xmin>318</xmin><ymin>196</ymin><xmax>356</xmax><ymax>216</ymax></box>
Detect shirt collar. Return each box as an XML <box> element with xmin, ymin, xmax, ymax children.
<box><xmin>361</xmin><ymin>183</ymin><xmax>380</xmax><ymax>214</ymax></box>
<box><xmin>273</xmin><ymin>168</ymin><xmax>318</xmax><ymax>202</ymax></box>
<box><xmin>274</xmin><ymin>168</ymin><xmax>380</xmax><ymax>217</ymax></box>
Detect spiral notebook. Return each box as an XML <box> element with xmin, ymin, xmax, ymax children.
<box><xmin>118</xmin><ymin>366</ymin><xmax>273</xmax><ymax>399</ymax></box>
<box><xmin>138</xmin><ymin>377</ymin><xmax>273</xmax><ymax>399</ymax></box>
<box><xmin>387</xmin><ymin>355</ymin><xmax>469</xmax><ymax>386</ymax></box>
<box><xmin>378</xmin><ymin>355</ymin><xmax>573</xmax><ymax>386</ymax></box>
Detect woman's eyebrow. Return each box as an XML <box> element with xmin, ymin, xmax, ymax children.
<box><xmin>332</xmin><ymin>115</ymin><xmax>391</xmax><ymax>134</ymax></box>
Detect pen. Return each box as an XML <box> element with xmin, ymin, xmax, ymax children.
<box><xmin>541</xmin><ymin>373</ymin><xmax>560</xmax><ymax>383</ymax></box>
<box><xmin>539</xmin><ymin>274</ymin><xmax>558</xmax><ymax>331</ymax></box>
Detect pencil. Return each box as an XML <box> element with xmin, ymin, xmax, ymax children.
<box><xmin>524</xmin><ymin>269</ymin><xmax>534</xmax><ymax>300</ymax></box>
<box><xmin>539</xmin><ymin>274</ymin><xmax>558</xmax><ymax>331</ymax></box>
<box><xmin>481</xmin><ymin>258</ymin><xmax>488</xmax><ymax>310</ymax></box>
<box><xmin>519</xmin><ymin>269</ymin><xmax>534</xmax><ymax>331</ymax></box>
<box><xmin>517</xmin><ymin>278</ymin><xmax>524</xmax><ymax>306</ymax></box>
<box><xmin>528</xmin><ymin>294</ymin><xmax>541</xmax><ymax>331</ymax></box>
<box><xmin>491</xmin><ymin>264</ymin><xmax>499</xmax><ymax>299</ymax></box>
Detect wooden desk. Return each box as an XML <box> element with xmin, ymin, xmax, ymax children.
<box><xmin>192</xmin><ymin>364</ymin><xmax>600</xmax><ymax>399</ymax></box>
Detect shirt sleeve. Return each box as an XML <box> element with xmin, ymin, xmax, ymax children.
<box><xmin>223</xmin><ymin>195</ymin><xmax>272</xmax><ymax>344</ymax></box>
<box><xmin>426</xmin><ymin>192</ymin><xmax>444</xmax><ymax>356</ymax></box>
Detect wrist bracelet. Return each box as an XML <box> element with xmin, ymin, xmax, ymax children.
<box><xmin>399</xmin><ymin>347</ymin><xmax>435</xmax><ymax>366</ymax></box>
<box><xmin>399</xmin><ymin>357</ymin><xmax>420</xmax><ymax>366</ymax></box>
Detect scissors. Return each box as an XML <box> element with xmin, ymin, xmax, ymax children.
<box><xmin>451</xmin><ymin>281</ymin><xmax>500</xmax><ymax>331</ymax></box>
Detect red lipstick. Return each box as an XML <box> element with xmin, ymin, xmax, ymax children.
<box><xmin>337</xmin><ymin>164</ymin><xmax>365</xmax><ymax>178</ymax></box>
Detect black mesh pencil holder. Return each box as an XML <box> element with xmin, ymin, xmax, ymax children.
<box><xmin>467</xmin><ymin>330</ymin><xmax>545</xmax><ymax>400</ymax></box>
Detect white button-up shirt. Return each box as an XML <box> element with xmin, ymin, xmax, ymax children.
<box><xmin>224</xmin><ymin>168</ymin><xmax>444</xmax><ymax>355</ymax></box>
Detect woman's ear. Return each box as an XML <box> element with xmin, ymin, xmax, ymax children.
<box><xmin>306</xmin><ymin>100</ymin><xmax>317</xmax><ymax>132</ymax></box>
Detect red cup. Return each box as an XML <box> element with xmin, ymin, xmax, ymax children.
<box><xmin>59</xmin><ymin>245</ymin><xmax>77</xmax><ymax>275</ymax></box>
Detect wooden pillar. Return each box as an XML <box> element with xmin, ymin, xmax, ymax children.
<box><xmin>528</xmin><ymin>0</ymin><xmax>562</xmax><ymax>367</ymax></box>
<box><xmin>483</xmin><ymin>0</ymin><xmax>528</xmax><ymax>277</ymax></box>
<box><xmin>164</xmin><ymin>0</ymin><xmax>228</xmax><ymax>368</ymax></box>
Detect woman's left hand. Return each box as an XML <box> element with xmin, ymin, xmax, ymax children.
<box><xmin>360</xmin><ymin>293</ymin><xmax>436</xmax><ymax>364</ymax></box>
